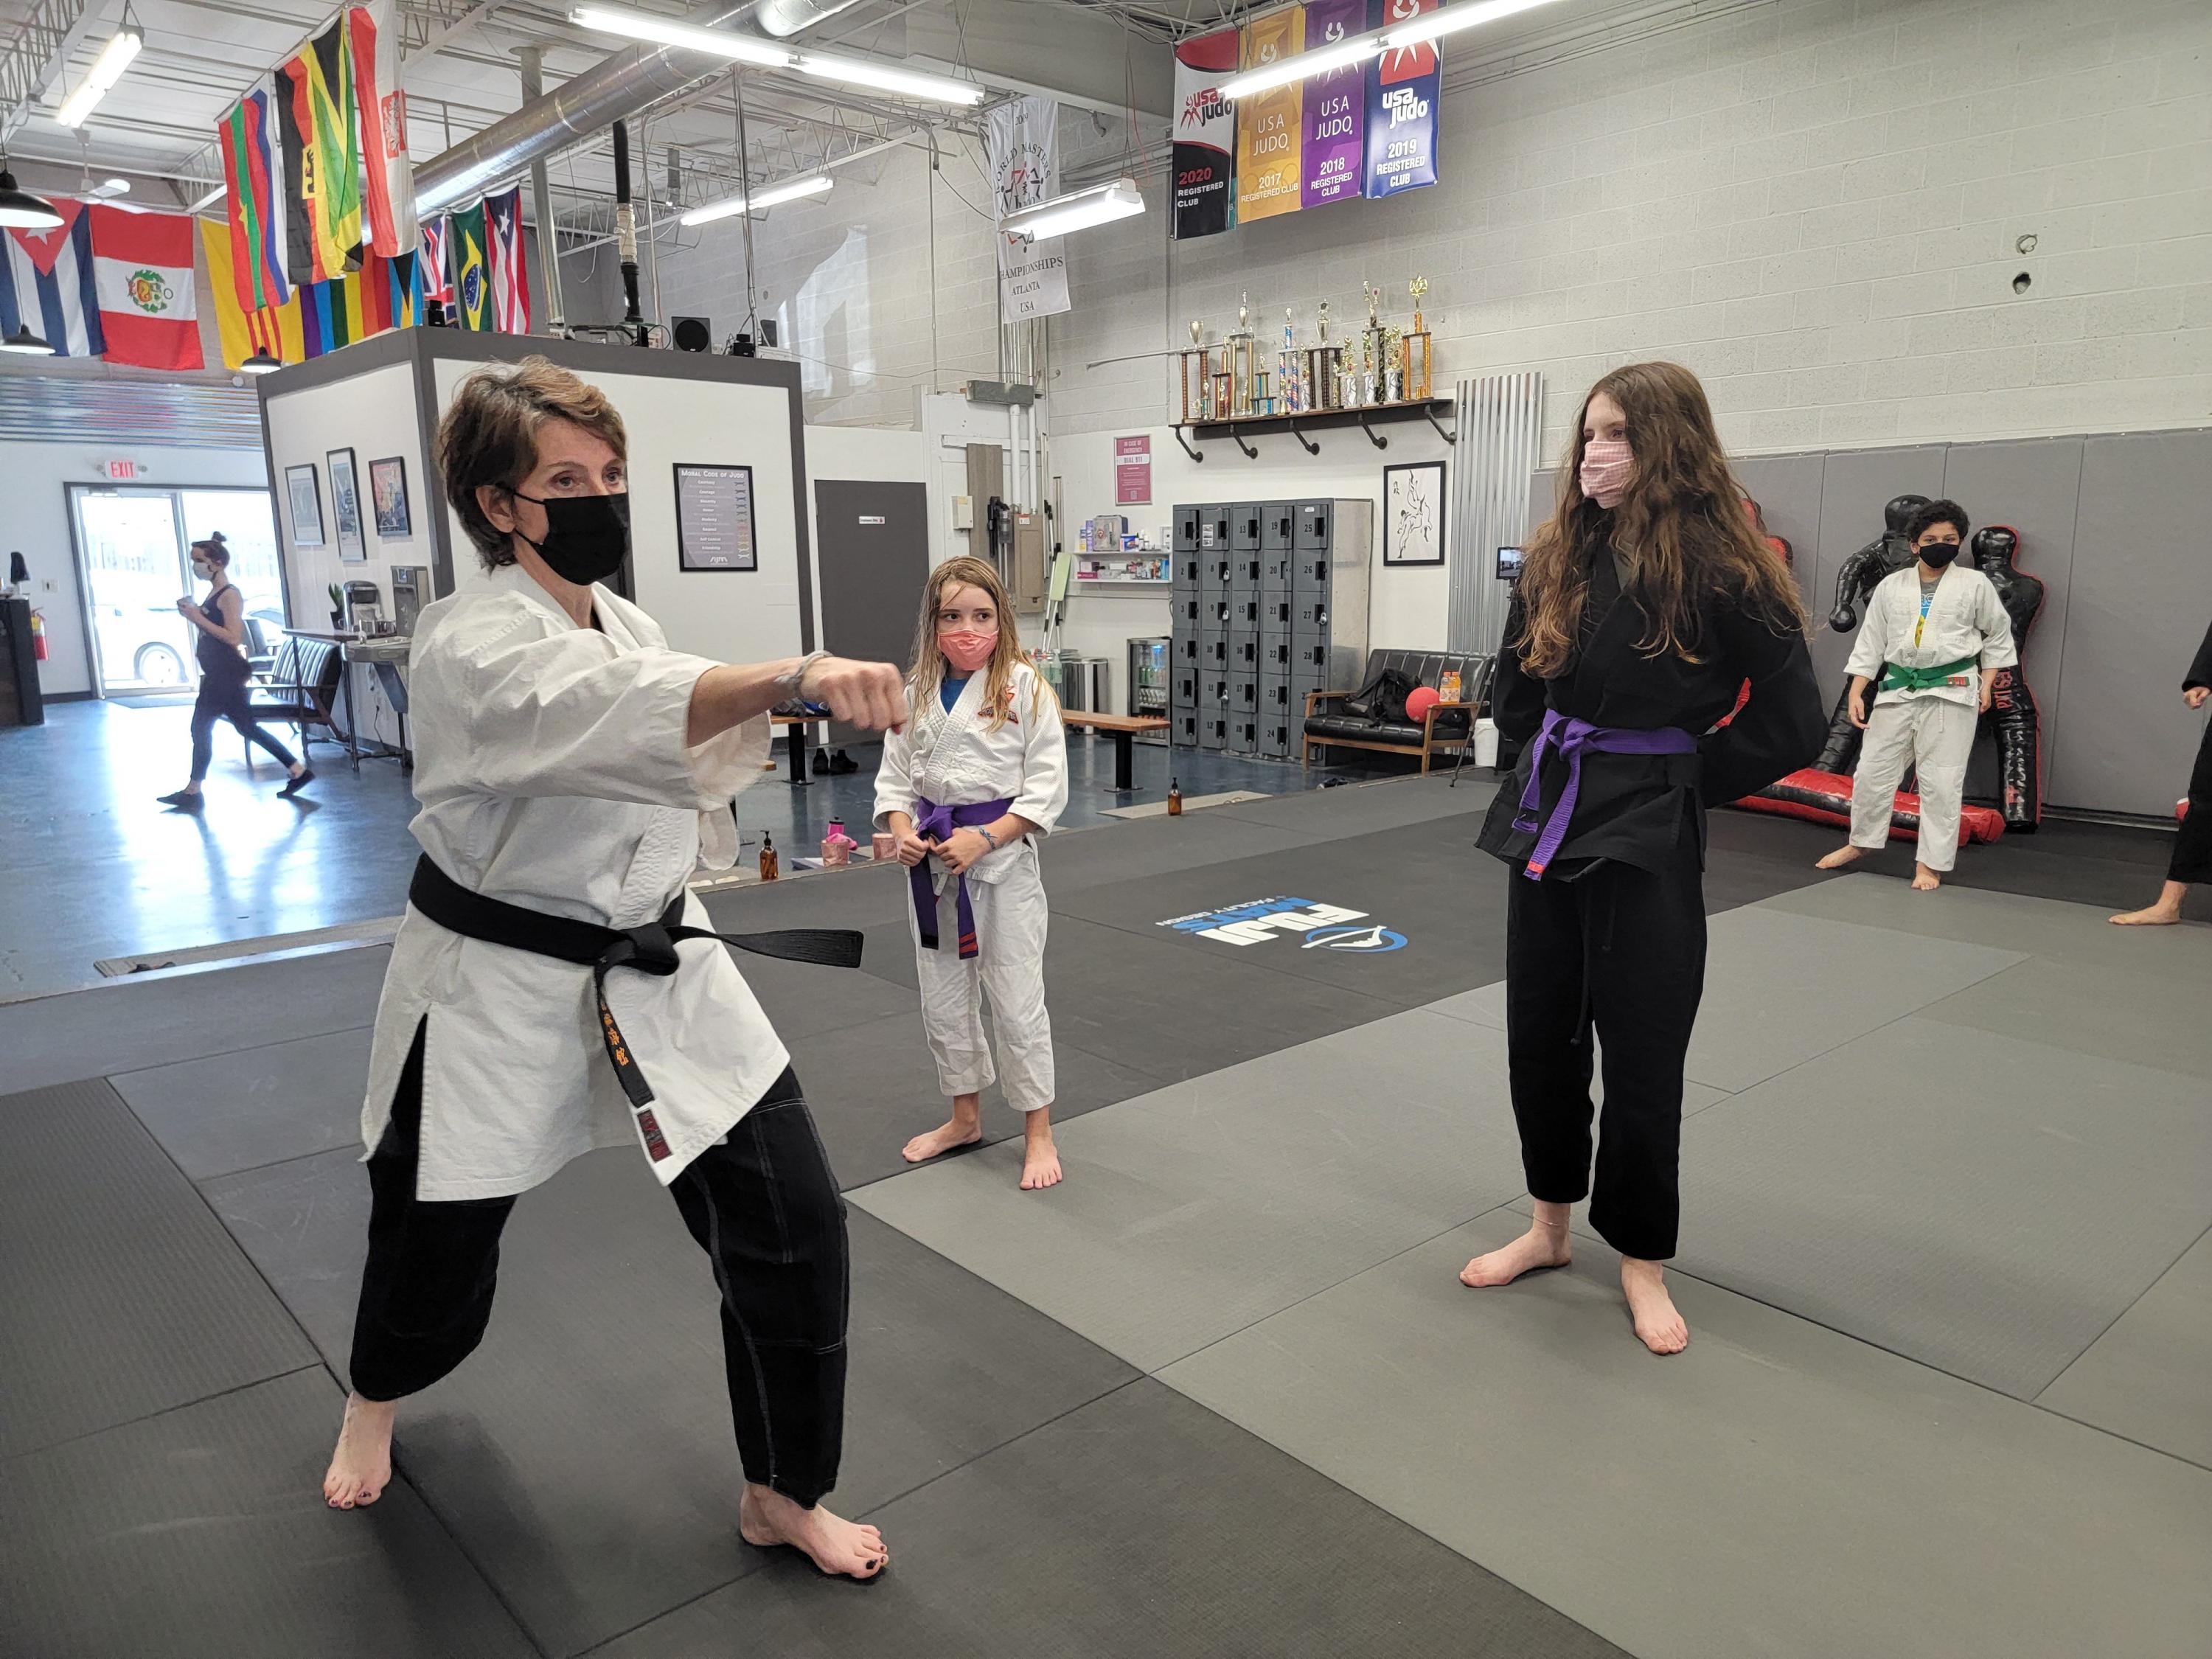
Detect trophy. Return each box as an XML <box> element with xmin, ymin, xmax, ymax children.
<box><xmin>1402</xmin><ymin>276</ymin><xmax>1434</xmax><ymax>402</ymax></box>
<box><xmin>1227</xmin><ymin>290</ymin><xmax>1258</xmax><ymax>418</ymax></box>
<box><xmin>1178</xmin><ymin>318</ymin><xmax>1211</xmax><ymax>424</ymax></box>
<box><xmin>1360</xmin><ymin>282</ymin><xmax>1389</xmax><ymax>406</ymax></box>
<box><xmin>1280</xmin><ymin>307</ymin><xmax>1303</xmax><ymax>414</ymax></box>
<box><xmin>1305</xmin><ymin>299</ymin><xmax>1343</xmax><ymax>412</ymax></box>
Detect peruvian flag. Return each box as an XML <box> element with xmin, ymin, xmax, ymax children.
<box><xmin>89</xmin><ymin>204</ymin><xmax>203</xmax><ymax>369</ymax></box>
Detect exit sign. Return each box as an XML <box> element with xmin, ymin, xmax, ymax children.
<box><xmin>104</xmin><ymin>460</ymin><xmax>138</xmax><ymax>480</ymax></box>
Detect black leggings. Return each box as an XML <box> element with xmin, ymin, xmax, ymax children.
<box><xmin>1505</xmin><ymin>847</ymin><xmax>1706</xmax><ymax>1262</ymax></box>
<box><xmin>347</xmin><ymin>1023</ymin><xmax>851</xmax><ymax>1509</ymax></box>
<box><xmin>2171</xmin><ymin>721</ymin><xmax>2212</xmax><ymax>885</ymax></box>
<box><xmin>189</xmin><ymin>671</ymin><xmax>296</xmax><ymax>782</ymax></box>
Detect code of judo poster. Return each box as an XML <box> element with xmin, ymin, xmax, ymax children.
<box><xmin>1300</xmin><ymin>0</ymin><xmax>1367</xmax><ymax>208</ymax></box>
<box><xmin>1172</xmin><ymin>27</ymin><xmax>1239</xmax><ymax>239</ymax></box>
<box><xmin>1365</xmin><ymin>0</ymin><xmax>1439</xmax><ymax>200</ymax></box>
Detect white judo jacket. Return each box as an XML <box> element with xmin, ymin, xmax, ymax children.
<box><xmin>361</xmin><ymin>562</ymin><xmax>787</xmax><ymax>1201</ymax></box>
<box><xmin>1846</xmin><ymin>563</ymin><xmax>2018</xmax><ymax>711</ymax></box>
<box><xmin>873</xmin><ymin>661</ymin><xmax>1069</xmax><ymax>883</ymax></box>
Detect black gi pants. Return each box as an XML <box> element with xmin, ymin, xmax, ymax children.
<box><xmin>189</xmin><ymin>670</ymin><xmax>297</xmax><ymax>782</ymax></box>
<box><xmin>347</xmin><ymin>1023</ymin><xmax>850</xmax><ymax>1508</ymax></box>
<box><xmin>1505</xmin><ymin>844</ymin><xmax>1705</xmax><ymax>1262</ymax></box>
<box><xmin>2169</xmin><ymin>723</ymin><xmax>2212</xmax><ymax>884</ymax></box>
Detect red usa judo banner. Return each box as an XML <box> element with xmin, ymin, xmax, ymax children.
<box><xmin>1366</xmin><ymin>0</ymin><xmax>1440</xmax><ymax>200</ymax></box>
<box><xmin>1172</xmin><ymin>27</ymin><xmax>1239</xmax><ymax>240</ymax></box>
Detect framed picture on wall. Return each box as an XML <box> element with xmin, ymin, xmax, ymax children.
<box><xmin>285</xmin><ymin>464</ymin><xmax>324</xmax><ymax>548</ymax></box>
<box><xmin>369</xmin><ymin>456</ymin><xmax>411</xmax><ymax>539</ymax></box>
<box><xmin>328</xmin><ymin>448</ymin><xmax>366</xmax><ymax>563</ymax></box>
<box><xmin>673</xmin><ymin>462</ymin><xmax>758</xmax><ymax>571</ymax></box>
<box><xmin>1384</xmin><ymin>461</ymin><xmax>1446</xmax><ymax>566</ymax></box>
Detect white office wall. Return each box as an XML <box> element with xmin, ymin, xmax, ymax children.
<box><xmin>7</xmin><ymin>439</ymin><xmax>271</xmax><ymax>699</ymax></box>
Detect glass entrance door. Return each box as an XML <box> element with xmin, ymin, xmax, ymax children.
<box><xmin>74</xmin><ymin>487</ymin><xmax>196</xmax><ymax>693</ymax></box>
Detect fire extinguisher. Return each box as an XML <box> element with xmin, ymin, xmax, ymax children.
<box><xmin>29</xmin><ymin>608</ymin><xmax>48</xmax><ymax>661</ymax></box>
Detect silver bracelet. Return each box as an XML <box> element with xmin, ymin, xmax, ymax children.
<box><xmin>776</xmin><ymin>650</ymin><xmax>830</xmax><ymax>698</ymax></box>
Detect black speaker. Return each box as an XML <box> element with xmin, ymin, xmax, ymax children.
<box><xmin>758</xmin><ymin>319</ymin><xmax>779</xmax><ymax>348</ymax></box>
<box><xmin>672</xmin><ymin>316</ymin><xmax>712</xmax><ymax>353</ymax></box>
<box><xmin>728</xmin><ymin>332</ymin><xmax>756</xmax><ymax>358</ymax></box>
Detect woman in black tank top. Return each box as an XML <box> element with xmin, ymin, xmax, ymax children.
<box><xmin>157</xmin><ymin>533</ymin><xmax>315</xmax><ymax>809</ymax></box>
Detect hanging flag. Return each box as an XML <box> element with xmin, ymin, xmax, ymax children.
<box><xmin>1172</xmin><ymin>27</ymin><xmax>1239</xmax><ymax>240</ymax></box>
<box><xmin>347</xmin><ymin>0</ymin><xmax>417</xmax><ymax>257</ymax></box>
<box><xmin>419</xmin><ymin>215</ymin><xmax>453</xmax><ymax>306</ymax></box>
<box><xmin>358</xmin><ymin>246</ymin><xmax>421</xmax><ymax>335</ymax></box>
<box><xmin>88</xmin><ymin>204</ymin><xmax>202</xmax><ymax>369</ymax></box>
<box><xmin>987</xmin><ymin>96</ymin><xmax>1069</xmax><ymax>321</ymax></box>
<box><xmin>199</xmin><ymin>218</ymin><xmax>303</xmax><ymax>369</ymax></box>
<box><xmin>1235</xmin><ymin>7</ymin><xmax>1304</xmax><ymax>223</ymax></box>
<box><xmin>0</xmin><ymin>200</ymin><xmax>105</xmax><ymax>357</ymax></box>
<box><xmin>484</xmin><ymin>185</ymin><xmax>531</xmax><ymax>333</ymax></box>
<box><xmin>279</xmin><ymin>15</ymin><xmax>363</xmax><ymax>282</ymax></box>
<box><xmin>450</xmin><ymin>199</ymin><xmax>490</xmax><ymax>330</ymax></box>
<box><xmin>1365</xmin><ymin>0</ymin><xmax>1440</xmax><ymax>200</ymax></box>
<box><xmin>218</xmin><ymin>83</ymin><xmax>291</xmax><ymax>310</ymax></box>
<box><xmin>1301</xmin><ymin>0</ymin><xmax>1367</xmax><ymax>208</ymax></box>
<box><xmin>299</xmin><ymin>269</ymin><xmax>366</xmax><ymax>357</ymax></box>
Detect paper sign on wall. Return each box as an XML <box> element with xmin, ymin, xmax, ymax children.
<box><xmin>1115</xmin><ymin>435</ymin><xmax>1152</xmax><ymax>505</ymax></box>
<box><xmin>1235</xmin><ymin>7</ymin><xmax>1304</xmax><ymax>223</ymax></box>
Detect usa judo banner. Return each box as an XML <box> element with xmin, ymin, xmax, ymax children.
<box><xmin>1234</xmin><ymin>6</ymin><xmax>1304</xmax><ymax>223</ymax></box>
<box><xmin>88</xmin><ymin>204</ymin><xmax>202</xmax><ymax>369</ymax></box>
<box><xmin>1172</xmin><ymin>27</ymin><xmax>1239</xmax><ymax>240</ymax></box>
<box><xmin>1301</xmin><ymin>0</ymin><xmax>1366</xmax><ymax>208</ymax></box>
<box><xmin>1365</xmin><ymin>0</ymin><xmax>1439</xmax><ymax>200</ymax></box>
<box><xmin>0</xmin><ymin>201</ymin><xmax>103</xmax><ymax>356</ymax></box>
<box><xmin>346</xmin><ymin>0</ymin><xmax>417</xmax><ymax>257</ymax></box>
<box><xmin>218</xmin><ymin>84</ymin><xmax>291</xmax><ymax>310</ymax></box>
<box><xmin>987</xmin><ymin>94</ymin><xmax>1070</xmax><ymax>321</ymax></box>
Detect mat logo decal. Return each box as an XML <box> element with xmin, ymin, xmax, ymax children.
<box><xmin>1157</xmin><ymin>895</ymin><xmax>1406</xmax><ymax>950</ymax></box>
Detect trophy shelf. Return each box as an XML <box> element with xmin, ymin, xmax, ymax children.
<box><xmin>1169</xmin><ymin>397</ymin><xmax>1456</xmax><ymax>462</ymax></box>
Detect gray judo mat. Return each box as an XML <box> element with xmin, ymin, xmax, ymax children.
<box><xmin>111</xmin><ymin>1024</ymin><xmax>374</xmax><ymax>1180</ymax></box>
<box><xmin>2037</xmin><ymin>1228</ymin><xmax>2212</xmax><ymax>1469</ymax></box>
<box><xmin>594</xmin><ymin>1378</ymin><xmax>1627</xmax><ymax>1659</ymax></box>
<box><xmin>0</xmin><ymin>1078</ymin><xmax>319</xmax><ymax>1460</ymax></box>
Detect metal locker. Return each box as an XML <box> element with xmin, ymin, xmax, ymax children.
<box><xmin>1262</xmin><ymin>501</ymin><xmax>1295</xmax><ymax>549</ymax></box>
<box><xmin>1293</xmin><ymin>550</ymin><xmax>1331</xmax><ymax>594</ymax></box>
<box><xmin>1202</xmin><ymin>712</ymin><xmax>1228</xmax><ymax>751</ymax></box>
<box><xmin>1262</xmin><ymin>551</ymin><xmax>1294</xmax><ymax>594</ymax></box>
<box><xmin>1176</xmin><ymin>709</ymin><xmax>1200</xmax><ymax>747</ymax></box>
<box><xmin>1295</xmin><ymin>500</ymin><xmax>1332</xmax><ymax>549</ymax></box>
<box><xmin>1231</xmin><ymin>503</ymin><xmax>1263</xmax><ymax>551</ymax></box>
<box><xmin>1174</xmin><ymin>666</ymin><xmax>1200</xmax><ymax>707</ymax></box>
<box><xmin>1260</xmin><ymin>631</ymin><xmax>1292</xmax><ymax>673</ymax></box>
<box><xmin>1174</xmin><ymin>504</ymin><xmax>1200</xmax><ymax>552</ymax></box>
<box><xmin>1203</xmin><ymin>631</ymin><xmax>1228</xmax><ymax>671</ymax></box>
<box><xmin>1229</xmin><ymin>717</ymin><xmax>1258</xmax><ymax>756</ymax></box>
<box><xmin>1293</xmin><ymin>596</ymin><xmax>1329</xmax><ymax>633</ymax></box>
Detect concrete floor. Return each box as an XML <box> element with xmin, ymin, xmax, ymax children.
<box><xmin>0</xmin><ymin>698</ymin><xmax>1379</xmax><ymax>1000</ymax></box>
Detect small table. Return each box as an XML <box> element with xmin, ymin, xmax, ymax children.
<box><xmin>288</xmin><ymin>630</ymin><xmax>412</xmax><ymax>771</ymax></box>
<box><xmin>769</xmin><ymin>712</ymin><xmax>822</xmax><ymax>785</ymax></box>
<box><xmin>1060</xmin><ymin>710</ymin><xmax>1172</xmax><ymax>792</ymax></box>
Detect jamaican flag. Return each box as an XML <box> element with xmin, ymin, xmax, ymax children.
<box><xmin>279</xmin><ymin>15</ymin><xmax>362</xmax><ymax>284</ymax></box>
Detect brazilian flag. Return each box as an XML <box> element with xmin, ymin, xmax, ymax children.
<box><xmin>451</xmin><ymin>201</ymin><xmax>491</xmax><ymax>331</ymax></box>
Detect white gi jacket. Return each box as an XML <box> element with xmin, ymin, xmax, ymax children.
<box><xmin>1846</xmin><ymin>564</ymin><xmax>2018</xmax><ymax>710</ymax></box>
<box><xmin>872</xmin><ymin>662</ymin><xmax>1069</xmax><ymax>883</ymax></box>
<box><xmin>361</xmin><ymin>562</ymin><xmax>786</xmax><ymax>1201</ymax></box>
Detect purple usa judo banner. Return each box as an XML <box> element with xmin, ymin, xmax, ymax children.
<box><xmin>1301</xmin><ymin>0</ymin><xmax>1367</xmax><ymax>208</ymax></box>
<box><xmin>1365</xmin><ymin>0</ymin><xmax>1439</xmax><ymax>201</ymax></box>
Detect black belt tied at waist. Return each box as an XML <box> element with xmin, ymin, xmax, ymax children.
<box><xmin>407</xmin><ymin>855</ymin><xmax>863</xmax><ymax>1162</ymax></box>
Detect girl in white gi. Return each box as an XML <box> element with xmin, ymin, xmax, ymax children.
<box><xmin>875</xmin><ymin>556</ymin><xmax>1070</xmax><ymax>1190</ymax></box>
<box><xmin>321</xmin><ymin>358</ymin><xmax>906</xmax><ymax>1582</ymax></box>
<box><xmin>1817</xmin><ymin>499</ymin><xmax>2017</xmax><ymax>890</ymax></box>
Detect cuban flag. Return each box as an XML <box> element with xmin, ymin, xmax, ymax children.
<box><xmin>0</xmin><ymin>199</ymin><xmax>105</xmax><ymax>356</ymax></box>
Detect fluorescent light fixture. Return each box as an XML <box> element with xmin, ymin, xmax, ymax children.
<box><xmin>1220</xmin><ymin>0</ymin><xmax>1566</xmax><ymax>99</ymax></box>
<box><xmin>793</xmin><ymin>53</ymin><xmax>984</xmax><ymax>106</ymax></box>
<box><xmin>1219</xmin><ymin>34</ymin><xmax>1378</xmax><ymax>100</ymax></box>
<box><xmin>55</xmin><ymin>24</ymin><xmax>144</xmax><ymax>128</ymax></box>
<box><xmin>679</xmin><ymin>172</ymin><xmax>832</xmax><ymax>227</ymax></box>
<box><xmin>1</xmin><ymin>321</ymin><xmax>55</xmax><ymax>355</ymax></box>
<box><xmin>0</xmin><ymin>167</ymin><xmax>64</xmax><ymax>230</ymax></box>
<box><xmin>569</xmin><ymin>5</ymin><xmax>793</xmax><ymax>67</ymax></box>
<box><xmin>1001</xmin><ymin>177</ymin><xmax>1144</xmax><ymax>240</ymax></box>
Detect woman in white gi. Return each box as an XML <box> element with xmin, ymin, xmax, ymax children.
<box><xmin>1817</xmin><ymin>499</ymin><xmax>2017</xmax><ymax>890</ymax></box>
<box><xmin>874</xmin><ymin>556</ymin><xmax>1069</xmax><ymax>1190</ymax></box>
<box><xmin>321</xmin><ymin>358</ymin><xmax>905</xmax><ymax>1582</ymax></box>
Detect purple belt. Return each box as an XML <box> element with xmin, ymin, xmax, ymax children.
<box><xmin>1512</xmin><ymin>710</ymin><xmax>1698</xmax><ymax>879</ymax></box>
<box><xmin>911</xmin><ymin>796</ymin><xmax>1015</xmax><ymax>959</ymax></box>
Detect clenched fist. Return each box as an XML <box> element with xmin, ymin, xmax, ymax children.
<box><xmin>802</xmin><ymin>657</ymin><xmax>908</xmax><ymax>732</ymax></box>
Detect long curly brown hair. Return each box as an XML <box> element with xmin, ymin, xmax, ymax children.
<box><xmin>1516</xmin><ymin>361</ymin><xmax>1806</xmax><ymax>678</ymax></box>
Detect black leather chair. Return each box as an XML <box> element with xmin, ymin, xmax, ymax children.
<box><xmin>244</xmin><ymin>634</ymin><xmax>346</xmax><ymax>759</ymax></box>
<box><xmin>1304</xmin><ymin>649</ymin><xmax>1491</xmax><ymax>773</ymax></box>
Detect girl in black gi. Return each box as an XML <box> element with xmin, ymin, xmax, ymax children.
<box><xmin>2110</xmin><ymin>616</ymin><xmax>2212</xmax><ymax>926</ymax></box>
<box><xmin>1464</xmin><ymin>362</ymin><xmax>1825</xmax><ymax>1353</ymax></box>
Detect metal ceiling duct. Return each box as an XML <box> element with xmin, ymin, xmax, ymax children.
<box><xmin>409</xmin><ymin>0</ymin><xmax>871</xmax><ymax>219</ymax></box>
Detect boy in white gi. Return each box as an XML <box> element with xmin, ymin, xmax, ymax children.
<box><xmin>876</xmin><ymin>556</ymin><xmax>1070</xmax><ymax>1189</ymax></box>
<box><xmin>1817</xmin><ymin>499</ymin><xmax>2017</xmax><ymax>890</ymax></box>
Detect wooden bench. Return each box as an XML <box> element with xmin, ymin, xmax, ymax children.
<box><xmin>1301</xmin><ymin>650</ymin><xmax>1492</xmax><ymax>776</ymax></box>
<box><xmin>1060</xmin><ymin>709</ymin><xmax>1170</xmax><ymax>791</ymax></box>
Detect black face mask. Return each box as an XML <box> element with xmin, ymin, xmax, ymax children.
<box><xmin>511</xmin><ymin>490</ymin><xmax>630</xmax><ymax>585</ymax></box>
<box><xmin>1919</xmin><ymin>541</ymin><xmax>1960</xmax><ymax>568</ymax></box>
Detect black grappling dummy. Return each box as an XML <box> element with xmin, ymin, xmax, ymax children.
<box><xmin>1969</xmin><ymin>526</ymin><xmax>2045</xmax><ymax>832</ymax></box>
<box><xmin>1815</xmin><ymin>493</ymin><xmax>1928</xmax><ymax>774</ymax></box>
<box><xmin>1469</xmin><ymin>362</ymin><xmax>1826</xmax><ymax>1356</ymax></box>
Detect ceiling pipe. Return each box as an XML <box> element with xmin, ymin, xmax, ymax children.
<box><xmin>409</xmin><ymin>0</ymin><xmax>873</xmax><ymax>218</ymax></box>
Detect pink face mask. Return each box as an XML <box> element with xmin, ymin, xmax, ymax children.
<box><xmin>1579</xmin><ymin>437</ymin><xmax>1633</xmax><ymax>509</ymax></box>
<box><xmin>939</xmin><ymin>629</ymin><xmax>998</xmax><ymax>674</ymax></box>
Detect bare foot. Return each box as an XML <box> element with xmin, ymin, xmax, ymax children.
<box><xmin>1911</xmin><ymin>863</ymin><xmax>1942</xmax><ymax>891</ymax></box>
<box><xmin>1461</xmin><ymin>1215</ymin><xmax>1572</xmax><ymax>1287</ymax></box>
<box><xmin>1621</xmin><ymin>1258</ymin><xmax>1688</xmax><ymax>1354</ymax></box>
<box><xmin>740</xmin><ymin>1484</ymin><xmax>888</xmax><ymax>1579</ymax></box>
<box><xmin>1815</xmin><ymin>844</ymin><xmax>1863</xmax><ymax>871</ymax></box>
<box><xmin>2110</xmin><ymin>905</ymin><xmax>2182</xmax><ymax>926</ymax></box>
<box><xmin>323</xmin><ymin>1394</ymin><xmax>395</xmax><ymax>1509</ymax></box>
<box><xmin>1020</xmin><ymin>1119</ymin><xmax>1062</xmax><ymax>1191</ymax></box>
<box><xmin>902</xmin><ymin>1117</ymin><xmax>982</xmax><ymax>1163</ymax></box>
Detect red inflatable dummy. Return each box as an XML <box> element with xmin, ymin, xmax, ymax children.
<box><xmin>1735</xmin><ymin>767</ymin><xmax>2006</xmax><ymax>845</ymax></box>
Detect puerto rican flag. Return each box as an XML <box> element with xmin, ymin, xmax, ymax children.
<box><xmin>484</xmin><ymin>185</ymin><xmax>529</xmax><ymax>333</ymax></box>
<box><xmin>88</xmin><ymin>204</ymin><xmax>203</xmax><ymax>370</ymax></box>
<box><xmin>0</xmin><ymin>199</ymin><xmax>105</xmax><ymax>356</ymax></box>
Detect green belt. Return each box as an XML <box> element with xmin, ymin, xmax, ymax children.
<box><xmin>1880</xmin><ymin>655</ymin><xmax>1979</xmax><ymax>693</ymax></box>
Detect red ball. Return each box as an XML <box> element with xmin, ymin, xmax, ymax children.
<box><xmin>1404</xmin><ymin>685</ymin><xmax>1441</xmax><ymax>723</ymax></box>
